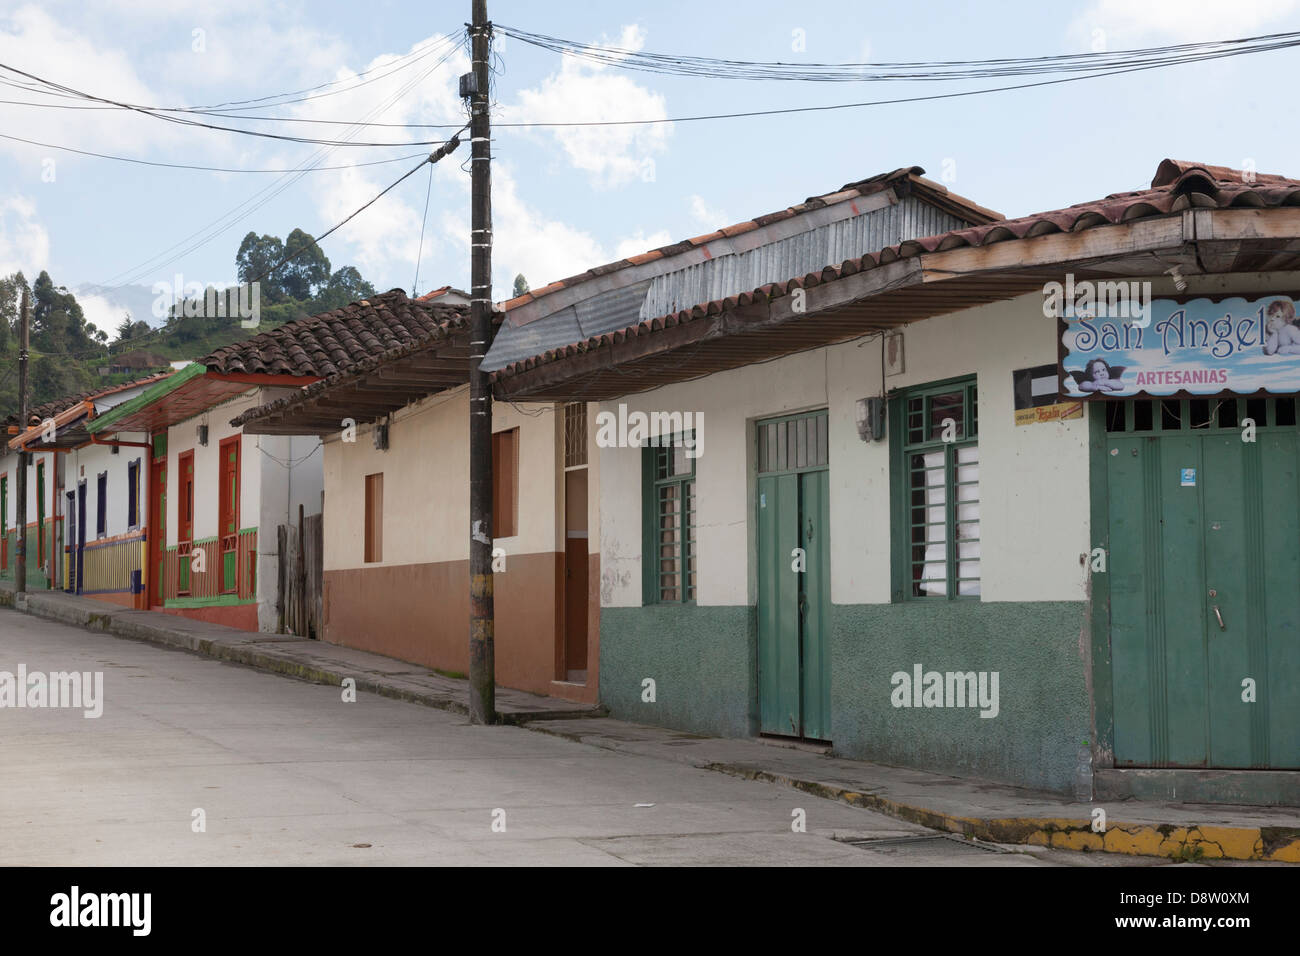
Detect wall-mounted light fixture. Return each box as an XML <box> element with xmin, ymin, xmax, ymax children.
<box><xmin>197</xmin><ymin>424</ymin><xmax>209</xmax><ymax>446</ymax></box>
<box><xmin>855</xmin><ymin>396</ymin><xmax>886</xmax><ymax>442</ymax></box>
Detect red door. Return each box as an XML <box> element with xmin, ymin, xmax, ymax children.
<box><xmin>178</xmin><ymin>450</ymin><xmax>194</xmax><ymax>595</ymax></box>
<box><xmin>1</xmin><ymin>472</ymin><xmax>8</xmax><ymax>571</ymax></box>
<box><xmin>148</xmin><ymin>453</ymin><xmax>167</xmax><ymax>608</ymax></box>
<box><xmin>218</xmin><ymin>437</ymin><xmax>240</xmax><ymax>593</ymax></box>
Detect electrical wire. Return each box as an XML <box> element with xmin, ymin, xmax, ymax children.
<box><xmin>488</xmin><ymin>54</ymin><xmax>1299</xmax><ymax>128</ymax></box>
<box><xmin>0</xmin><ymin>131</ymin><xmax>429</xmax><ymax>173</ymax></box>
<box><xmin>240</xmin><ymin>133</ymin><xmax>464</xmax><ymax>290</ymax></box>
<box><xmin>412</xmin><ymin>161</ymin><xmax>435</xmax><ymax>297</ymax></box>
<box><xmin>91</xmin><ymin>39</ymin><xmax>467</xmax><ymax>292</ymax></box>
<box><xmin>498</xmin><ymin>25</ymin><xmax>1300</xmax><ymax>82</ymax></box>
<box><xmin>0</xmin><ymin>60</ymin><xmax>458</xmax><ymax>147</ymax></box>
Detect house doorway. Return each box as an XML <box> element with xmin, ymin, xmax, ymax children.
<box><xmin>1106</xmin><ymin>397</ymin><xmax>1300</xmax><ymax>769</ymax></box>
<box><xmin>756</xmin><ymin>410</ymin><xmax>831</xmax><ymax>742</ymax></box>
<box><xmin>561</xmin><ymin>403</ymin><xmax>589</xmax><ymax>683</ymax></box>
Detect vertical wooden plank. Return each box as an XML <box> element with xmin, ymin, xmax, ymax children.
<box><xmin>1259</xmin><ymin>430</ymin><xmax>1300</xmax><ymax>767</ymax></box>
<box><xmin>800</xmin><ymin>469</ymin><xmax>832</xmax><ymax>740</ymax></box>
<box><xmin>1108</xmin><ymin>435</ymin><xmax>1154</xmax><ymax>766</ymax></box>
<box><xmin>1160</xmin><ymin>435</ymin><xmax>1208</xmax><ymax>766</ymax></box>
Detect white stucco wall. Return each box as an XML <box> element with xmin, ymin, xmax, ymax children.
<box><xmin>600</xmin><ymin>291</ymin><xmax>1093</xmax><ymax>608</ymax></box>
<box><xmin>163</xmin><ymin>387</ymin><xmax>322</xmax><ymax>629</ymax></box>
<box><xmin>321</xmin><ymin>388</ymin><xmax>580</xmax><ymax>572</ymax></box>
<box><xmin>65</xmin><ymin>439</ymin><xmax>147</xmax><ymax>542</ymax></box>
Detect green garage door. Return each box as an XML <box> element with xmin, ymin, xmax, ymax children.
<box><xmin>756</xmin><ymin>411</ymin><xmax>831</xmax><ymax>741</ymax></box>
<box><xmin>1107</xmin><ymin>398</ymin><xmax>1300</xmax><ymax>768</ymax></box>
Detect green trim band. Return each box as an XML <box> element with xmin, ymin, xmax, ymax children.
<box><xmin>87</xmin><ymin>363</ymin><xmax>206</xmax><ymax>434</ymax></box>
<box><xmin>164</xmin><ymin>594</ymin><xmax>256</xmax><ymax>609</ymax></box>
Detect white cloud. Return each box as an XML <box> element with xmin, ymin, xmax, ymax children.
<box><xmin>0</xmin><ymin>195</ymin><xmax>50</xmax><ymax>276</ymax></box>
<box><xmin>479</xmin><ymin>163</ymin><xmax>607</xmax><ymax>292</ymax></box>
<box><xmin>237</xmin><ymin>32</ymin><xmax>473</xmax><ymax>292</ymax></box>
<box><xmin>78</xmin><ymin>293</ymin><xmax>127</xmax><ymax>336</ymax></box>
<box><xmin>0</xmin><ymin>5</ymin><xmax>193</xmax><ymax>162</ymax></box>
<box><xmin>1070</xmin><ymin>0</ymin><xmax>1299</xmax><ymax>45</ymax></box>
<box><xmin>614</xmin><ymin>230</ymin><xmax>672</xmax><ymax>260</ymax></box>
<box><xmin>689</xmin><ymin>194</ymin><xmax>728</xmax><ymax>229</ymax></box>
<box><xmin>503</xmin><ymin>24</ymin><xmax>671</xmax><ymax>188</ymax></box>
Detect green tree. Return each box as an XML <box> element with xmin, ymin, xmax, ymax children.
<box><xmin>312</xmin><ymin>265</ymin><xmax>376</xmax><ymax>311</ymax></box>
<box><xmin>31</xmin><ymin>270</ymin><xmax>94</xmax><ymax>354</ymax></box>
<box><xmin>236</xmin><ymin>232</ymin><xmax>287</xmax><ymax>302</ymax></box>
<box><xmin>281</xmin><ymin>228</ymin><xmax>331</xmax><ymax>301</ymax></box>
<box><xmin>513</xmin><ymin>273</ymin><xmax>529</xmax><ymax>297</ymax></box>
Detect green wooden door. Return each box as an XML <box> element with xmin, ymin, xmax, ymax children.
<box><xmin>756</xmin><ymin>411</ymin><xmax>831</xmax><ymax>740</ymax></box>
<box><xmin>1107</xmin><ymin>398</ymin><xmax>1300</xmax><ymax>768</ymax></box>
<box><xmin>758</xmin><ymin>473</ymin><xmax>800</xmax><ymax>736</ymax></box>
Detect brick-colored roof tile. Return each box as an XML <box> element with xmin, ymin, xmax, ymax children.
<box><xmin>201</xmin><ymin>289</ymin><xmax>468</xmax><ymax>378</ymax></box>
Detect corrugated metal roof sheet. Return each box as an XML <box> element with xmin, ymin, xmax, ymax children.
<box><xmin>638</xmin><ymin>197</ymin><xmax>964</xmax><ymax>319</ymax></box>
<box><xmin>484</xmin><ymin>280</ymin><xmax>652</xmax><ymax>372</ymax></box>
<box><xmin>491</xmin><ymin>159</ymin><xmax>1300</xmax><ymax>388</ymax></box>
<box><xmin>482</xmin><ymin>192</ymin><xmax>968</xmax><ymax>373</ymax></box>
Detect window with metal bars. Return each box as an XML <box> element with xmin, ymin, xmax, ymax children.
<box><xmin>127</xmin><ymin>458</ymin><xmax>140</xmax><ymax>529</ymax></box>
<box><xmin>563</xmin><ymin>402</ymin><xmax>587</xmax><ymax>467</ymax></box>
<box><xmin>1104</xmin><ymin>396</ymin><xmax>1298</xmax><ymax>433</ymax></box>
<box><xmin>891</xmin><ymin>378</ymin><xmax>980</xmax><ymax>600</ymax></box>
<box><xmin>756</xmin><ymin>411</ymin><xmax>829</xmax><ymax>473</ymax></box>
<box><xmin>642</xmin><ymin>438</ymin><xmax>696</xmax><ymax>604</ymax></box>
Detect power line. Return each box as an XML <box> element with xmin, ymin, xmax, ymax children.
<box><xmin>187</xmin><ymin>33</ymin><xmax>460</xmax><ymax>110</ymax></box>
<box><xmin>91</xmin><ymin>40</ymin><xmax>467</xmax><ymax>291</ymax></box>
<box><xmin>0</xmin><ymin>59</ymin><xmax>459</xmax><ymax>147</ymax></box>
<box><xmin>0</xmin><ymin>97</ymin><xmax>466</xmax><ymax>128</ymax></box>
<box><xmin>0</xmin><ymin>131</ymin><xmax>430</xmax><ymax>173</ymax></box>
<box><xmin>412</xmin><ymin>161</ymin><xmax>435</xmax><ymax>297</ymax></box>
<box><xmin>243</xmin><ymin>132</ymin><xmax>464</xmax><ymax>289</ymax></box>
<box><xmin>487</xmin><ymin>52</ymin><xmax>1293</xmax><ymax>128</ymax></box>
<box><xmin>498</xmin><ymin>25</ymin><xmax>1300</xmax><ymax>81</ymax></box>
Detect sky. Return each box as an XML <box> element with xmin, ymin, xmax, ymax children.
<box><xmin>1</xmin><ymin>0</ymin><xmax>1299</xmax><ymax>338</ymax></box>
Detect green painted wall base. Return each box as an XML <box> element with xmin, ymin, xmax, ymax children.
<box><xmin>1095</xmin><ymin>769</ymin><xmax>1300</xmax><ymax>806</ymax></box>
<box><xmin>599</xmin><ymin>605</ymin><xmax>755</xmax><ymax>738</ymax></box>
<box><xmin>600</xmin><ymin>600</ymin><xmax>1092</xmax><ymax>795</ymax></box>
<box><xmin>832</xmin><ymin>601</ymin><xmax>1090</xmax><ymax>795</ymax></box>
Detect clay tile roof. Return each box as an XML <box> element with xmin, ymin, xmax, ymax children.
<box><xmin>201</xmin><ymin>288</ymin><xmax>468</xmax><ymax>378</ymax></box>
<box><xmin>491</xmin><ymin>159</ymin><xmax>1300</xmax><ymax>381</ymax></box>
<box><xmin>2</xmin><ymin>371</ymin><xmax>176</xmax><ymax>430</ymax></box>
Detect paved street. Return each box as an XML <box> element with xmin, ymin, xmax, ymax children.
<box><xmin>0</xmin><ymin>612</ymin><xmax>1185</xmax><ymax>866</ymax></box>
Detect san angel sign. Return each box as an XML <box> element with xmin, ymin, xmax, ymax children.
<box><xmin>1060</xmin><ymin>295</ymin><xmax>1300</xmax><ymax>398</ymax></box>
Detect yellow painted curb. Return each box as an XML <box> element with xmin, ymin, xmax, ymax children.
<box><xmin>706</xmin><ymin>765</ymin><xmax>1300</xmax><ymax>862</ymax></box>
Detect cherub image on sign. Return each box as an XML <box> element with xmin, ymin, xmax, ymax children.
<box><xmin>1262</xmin><ymin>299</ymin><xmax>1300</xmax><ymax>355</ymax></box>
<box><xmin>1069</xmin><ymin>357</ymin><xmax>1127</xmax><ymax>393</ymax></box>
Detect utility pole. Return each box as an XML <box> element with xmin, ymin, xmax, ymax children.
<box><xmin>465</xmin><ymin>0</ymin><xmax>496</xmax><ymax>724</ymax></box>
<box><xmin>15</xmin><ymin>287</ymin><xmax>29</xmax><ymax>596</ymax></box>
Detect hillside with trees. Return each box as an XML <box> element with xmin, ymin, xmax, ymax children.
<box><xmin>0</xmin><ymin>229</ymin><xmax>376</xmax><ymax>422</ymax></box>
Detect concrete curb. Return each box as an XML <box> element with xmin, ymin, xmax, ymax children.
<box><xmin>525</xmin><ymin>723</ymin><xmax>1300</xmax><ymax>863</ymax></box>
<box><xmin>1</xmin><ymin>589</ymin><xmax>601</xmax><ymax>724</ymax></box>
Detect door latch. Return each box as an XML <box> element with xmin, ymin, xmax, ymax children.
<box><xmin>1213</xmin><ymin>605</ymin><xmax>1226</xmax><ymax>631</ymax></box>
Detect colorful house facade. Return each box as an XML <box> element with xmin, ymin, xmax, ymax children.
<box><xmin>234</xmin><ymin>290</ymin><xmax>601</xmax><ymax>703</ymax></box>
<box><xmin>487</xmin><ymin>160</ymin><xmax>1300</xmax><ymax>806</ymax></box>
<box><xmin>87</xmin><ymin>351</ymin><xmax>324</xmax><ymax>631</ymax></box>
<box><xmin>3</xmin><ymin>373</ymin><xmax>173</xmax><ymax>602</ymax></box>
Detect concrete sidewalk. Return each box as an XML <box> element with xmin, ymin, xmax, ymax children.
<box><xmin>0</xmin><ymin>583</ymin><xmax>598</xmax><ymax>722</ymax></box>
<box><xmin>3</xmin><ymin>582</ymin><xmax>1297</xmax><ymax>863</ymax></box>
<box><xmin>525</xmin><ymin>719</ymin><xmax>1300</xmax><ymax>863</ymax></box>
